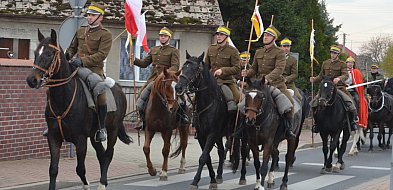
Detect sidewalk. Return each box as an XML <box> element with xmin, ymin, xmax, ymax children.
<box><xmin>0</xmin><ymin>130</ymin><xmax>388</xmax><ymax>189</ymax></box>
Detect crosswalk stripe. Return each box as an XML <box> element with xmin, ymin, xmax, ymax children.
<box><xmin>199</xmin><ymin>172</ymin><xmax>294</xmax><ymax>190</ymax></box>
<box><xmin>350</xmin><ymin>166</ymin><xmax>390</xmax><ymax>171</ymax></box>
<box><xmin>301</xmin><ymin>162</ymin><xmax>324</xmax><ymax>166</ymax></box>
<box><xmin>124</xmin><ymin>169</ymin><xmax>232</xmax><ymax>187</ymax></box>
<box><xmin>284</xmin><ymin>175</ymin><xmax>354</xmax><ymax>190</ymax></box>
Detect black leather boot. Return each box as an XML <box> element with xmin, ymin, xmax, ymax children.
<box><xmin>283</xmin><ymin>115</ymin><xmax>296</xmax><ymax>139</ymax></box>
<box><xmin>349</xmin><ymin>111</ymin><xmax>358</xmax><ymax>131</ymax></box>
<box><xmin>95</xmin><ymin>105</ymin><xmax>107</xmax><ymax>142</ymax></box>
<box><xmin>134</xmin><ymin>110</ymin><xmax>145</xmax><ymax>131</ymax></box>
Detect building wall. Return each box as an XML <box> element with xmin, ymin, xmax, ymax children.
<box><xmin>0</xmin><ymin>60</ymin><xmax>70</xmax><ymax>160</ymax></box>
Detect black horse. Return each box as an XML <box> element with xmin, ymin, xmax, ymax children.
<box><xmin>314</xmin><ymin>76</ymin><xmax>350</xmax><ymax>174</ymax></box>
<box><xmin>367</xmin><ymin>84</ymin><xmax>393</xmax><ymax>151</ymax></box>
<box><xmin>175</xmin><ymin>51</ymin><xmax>227</xmax><ymax>190</ymax></box>
<box><xmin>26</xmin><ymin>29</ymin><xmax>132</xmax><ymax>190</ymax></box>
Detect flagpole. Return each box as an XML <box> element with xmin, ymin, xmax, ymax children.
<box><xmin>231</xmin><ymin>0</ymin><xmax>259</xmax><ymax>155</ymax></box>
<box><xmin>270</xmin><ymin>15</ymin><xmax>274</xmax><ymax>26</ymax></box>
<box><xmin>310</xmin><ymin>19</ymin><xmax>314</xmax><ymax>147</ymax></box>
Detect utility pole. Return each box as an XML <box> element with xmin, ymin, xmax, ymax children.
<box><xmin>343</xmin><ymin>33</ymin><xmax>347</xmax><ymax>53</ymax></box>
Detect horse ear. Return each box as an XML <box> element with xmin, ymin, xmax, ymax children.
<box><xmin>186</xmin><ymin>50</ymin><xmax>191</xmax><ymax>59</ymax></box>
<box><xmin>50</xmin><ymin>29</ymin><xmax>57</xmax><ymax>45</ymax></box>
<box><xmin>38</xmin><ymin>28</ymin><xmax>45</xmax><ymax>42</ymax></box>
<box><xmin>198</xmin><ymin>52</ymin><xmax>205</xmax><ymax>62</ymax></box>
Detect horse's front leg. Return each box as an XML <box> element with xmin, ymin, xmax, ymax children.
<box><xmin>377</xmin><ymin>123</ymin><xmax>384</xmax><ymax>149</ymax></box>
<box><xmin>387</xmin><ymin>127</ymin><xmax>392</xmax><ymax>149</ymax></box>
<box><xmin>178</xmin><ymin>125</ymin><xmax>189</xmax><ymax>174</ymax></box>
<box><xmin>267</xmin><ymin>144</ymin><xmax>279</xmax><ymax>188</ymax></box>
<box><xmin>143</xmin><ymin>130</ymin><xmax>157</xmax><ymax>176</ymax></box>
<box><xmin>320</xmin><ymin>133</ymin><xmax>329</xmax><ymax>174</ymax></box>
<box><xmin>334</xmin><ymin>128</ymin><xmax>350</xmax><ymax>173</ymax></box>
<box><xmin>260</xmin><ymin>142</ymin><xmax>273</xmax><ymax>189</ymax></box>
<box><xmin>48</xmin><ymin>136</ymin><xmax>63</xmax><ymax>190</ymax></box>
<box><xmin>75</xmin><ymin>138</ymin><xmax>90</xmax><ymax>189</ymax></box>
<box><xmin>215</xmin><ymin>137</ymin><xmax>225</xmax><ymax>184</ymax></box>
<box><xmin>348</xmin><ymin>129</ymin><xmax>360</xmax><ymax>156</ymax></box>
<box><xmin>369</xmin><ymin>124</ymin><xmax>375</xmax><ymax>152</ymax></box>
<box><xmin>239</xmin><ymin>138</ymin><xmax>248</xmax><ymax>185</ymax></box>
<box><xmin>327</xmin><ymin>132</ymin><xmax>340</xmax><ymax>172</ymax></box>
<box><xmin>189</xmin><ymin>136</ymin><xmax>215</xmax><ymax>190</ymax></box>
<box><xmin>280</xmin><ymin>137</ymin><xmax>297</xmax><ymax>190</ymax></box>
<box><xmin>250</xmin><ymin>142</ymin><xmax>261</xmax><ymax>190</ymax></box>
<box><xmin>160</xmin><ymin>131</ymin><xmax>171</xmax><ymax>181</ymax></box>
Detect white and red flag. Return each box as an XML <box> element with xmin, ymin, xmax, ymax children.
<box><xmin>136</xmin><ymin>11</ymin><xmax>149</xmax><ymax>53</ymax></box>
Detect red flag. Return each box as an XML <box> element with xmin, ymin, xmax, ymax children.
<box><xmin>124</xmin><ymin>0</ymin><xmax>142</xmax><ymax>37</ymax></box>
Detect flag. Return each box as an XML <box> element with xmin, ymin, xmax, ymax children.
<box><xmin>250</xmin><ymin>6</ymin><xmax>263</xmax><ymax>42</ymax></box>
<box><xmin>228</xmin><ymin>37</ymin><xmax>237</xmax><ymax>49</ymax></box>
<box><xmin>309</xmin><ymin>28</ymin><xmax>319</xmax><ymax>64</ymax></box>
<box><xmin>136</xmin><ymin>11</ymin><xmax>149</xmax><ymax>53</ymax></box>
<box><xmin>124</xmin><ymin>0</ymin><xmax>142</xmax><ymax>37</ymax></box>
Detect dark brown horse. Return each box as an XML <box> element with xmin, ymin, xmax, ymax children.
<box><xmin>143</xmin><ymin>68</ymin><xmax>189</xmax><ymax>181</ymax></box>
<box><xmin>26</xmin><ymin>29</ymin><xmax>132</xmax><ymax>190</ymax></box>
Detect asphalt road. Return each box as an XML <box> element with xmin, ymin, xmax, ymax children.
<box><xmin>60</xmin><ymin>140</ymin><xmax>391</xmax><ymax>190</ymax></box>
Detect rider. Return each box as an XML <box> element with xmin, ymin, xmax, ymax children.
<box><xmin>310</xmin><ymin>45</ymin><xmax>358</xmax><ymax>133</ymax></box>
<box><xmin>280</xmin><ymin>38</ymin><xmax>301</xmax><ymax>100</ymax></box>
<box><xmin>241</xmin><ymin>25</ymin><xmax>296</xmax><ymax>139</ymax></box>
<box><xmin>369</xmin><ymin>64</ymin><xmax>384</xmax><ymax>82</ymax></box>
<box><xmin>345</xmin><ymin>56</ymin><xmax>368</xmax><ymax>129</ymax></box>
<box><xmin>235</xmin><ymin>51</ymin><xmax>252</xmax><ymax>87</ymax></box>
<box><xmin>204</xmin><ymin>26</ymin><xmax>241</xmax><ymax>111</ymax></box>
<box><xmin>43</xmin><ymin>3</ymin><xmax>112</xmax><ymax>142</ymax></box>
<box><xmin>130</xmin><ymin>27</ymin><xmax>189</xmax><ymax>131</ymax></box>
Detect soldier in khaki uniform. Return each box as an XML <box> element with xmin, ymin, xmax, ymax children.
<box><xmin>310</xmin><ymin>45</ymin><xmax>358</xmax><ymax>132</ymax></box>
<box><xmin>241</xmin><ymin>25</ymin><xmax>296</xmax><ymax>138</ymax></box>
<box><xmin>131</xmin><ymin>27</ymin><xmax>187</xmax><ymax>130</ymax></box>
<box><xmin>205</xmin><ymin>26</ymin><xmax>241</xmax><ymax>111</ymax></box>
<box><xmin>280</xmin><ymin>38</ymin><xmax>301</xmax><ymax>100</ymax></box>
<box><xmin>369</xmin><ymin>64</ymin><xmax>384</xmax><ymax>81</ymax></box>
<box><xmin>57</xmin><ymin>3</ymin><xmax>111</xmax><ymax>142</ymax></box>
<box><xmin>235</xmin><ymin>51</ymin><xmax>252</xmax><ymax>82</ymax></box>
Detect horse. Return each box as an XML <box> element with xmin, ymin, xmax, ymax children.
<box><xmin>366</xmin><ymin>84</ymin><xmax>393</xmax><ymax>151</ymax></box>
<box><xmin>313</xmin><ymin>76</ymin><xmax>350</xmax><ymax>174</ymax></box>
<box><xmin>233</xmin><ymin>78</ymin><xmax>302</xmax><ymax>190</ymax></box>
<box><xmin>25</xmin><ymin>29</ymin><xmax>132</xmax><ymax>190</ymax></box>
<box><xmin>142</xmin><ymin>68</ymin><xmax>189</xmax><ymax>181</ymax></box>
<box><xmin>175</xmin><ymin>51</ymin><xmax>228</xmax><ymax>190</ymax></box>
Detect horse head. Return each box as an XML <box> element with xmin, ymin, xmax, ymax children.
<box><xmin>318</xmin><ymin>75</ymin><xmax>337</xmax><ymax>108</ymax></box>
<box><xmin>367</xmin><ymin>84</ymin><xmax>383</xmax><ymax>108</ymax></box>
<box><xmin>243</xmin><ymin>76</ymin><xmax>269</xmax><ymax>126</ymax></box>
<box><xmin>175</xmin><ymin>50</ymin><xmax>205</xmax><ymax>95</ymax></box>
<box><xmin>154</xmin><ymin>67</ymin><xmax>181</xmax><ymax>112</ymax></box>
<box><xmin>26</xmin><ymin>29</ymin><xmax>68</xmax><ymax>89</ymax></box>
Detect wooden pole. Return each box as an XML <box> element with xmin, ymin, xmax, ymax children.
<box><xmin>310</xmin><ymin>19</ymin><xmax>314</xmax><ymax>147</ymax></box>
<box><xmin>231</xmin><ymin>0</ymin><xmax>259</xmax><ymax>155</ymax></box>
<box><xmin>128</xmin><ymin>35</ymin><xmax>140</xmax><ymax>146</ymax></box>
<box><xmin>270</xmin><ymin>15</ymin><xmax>274</xmax><ymax>26</ymax></box>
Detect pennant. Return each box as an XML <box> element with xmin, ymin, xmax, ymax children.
<box><xmin>124</xmin><ymin>0</ymin><xmax>142</xmax><ymax>37</ymax></box>
<box><xmin>136</xmin><ymin>11</ymin><xmax>149</xmax><ymax>53</ymax></box>
<box><xmin>250</xmin><ymin>6</ymin><xmax>264</xmax><ymax>42</ymax></box>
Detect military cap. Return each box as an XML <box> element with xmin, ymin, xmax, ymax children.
<box><xmin>280</xmin><ymin>38</ymin><xmax>292</xmax><ymax>46</ymax></box>
<box><xmin>264</xmin><ymin>25</ymin><xmax>281</xmax><ymax>38</ymax></box>
<box><xmin>87</xmin><ymin>3</ymin><xmax>105</xmax><ymax>15</ymax></box>
<box><xmin>346</xmin><ymin>56</ymin><xmax>355</xmax><ymax>63</ymax></box>
<box><xmin>371</xmin><ymin>64</ymin><xmax>379</xmax><ymax>69</ymax></box>
<box><xmin>159</xmin><ymin>27</ymin><xmax>173</xmax><ymax>38</ymax></box>
<box><xmin>216</xmin><ymin>26</ymin><xmax>231</xmax><ymax>36</ymax></box>
<box><xmin>239</xmin><ymin>51</ymin><xmax>250</xmax><ymax>60</ymax></box>
<box><xmin>330</xmin><ymin>45</ymin><xmax>341</xmax><ymax>54</ymax></box>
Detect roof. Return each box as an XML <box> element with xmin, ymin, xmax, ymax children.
<box><xmin>0</xmin><ymin>0</ymin><xmax>223</xmax><ymax>26</ymax></box>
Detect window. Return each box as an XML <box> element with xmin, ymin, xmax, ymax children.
<box><xmin>0</xmin><ymin>38</ymin><xmax>30</xmax><ymax>59</ymax></box>
<box><xmin>119</xmin><ymin>38</ymin><xmax>180</xmax><ymax>82</ymax></box>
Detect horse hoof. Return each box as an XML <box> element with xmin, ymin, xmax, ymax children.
<box><xmin>188</xmin><ymin>185</ymin><xmax>198</xmax><ymax>190</ymax></box>
<box><xmin>320</xmin><ymin>167</ymin><xmax>327</xmax><ymax>174</ymax></box>
<box><xmin>280</xmin><ymin>184</ymin><xmax>288</xmax><ymax>190</ymax></box>
<box><xmin>209</xmin><ymin>183</ymin><xmax>218</xmax><ymax>189</ymax></box>
<box><xmin>325</xmin><ymin>167</ymin><xmax>332</xmax><ymax>172</ymax></box>
<box><xmin>368</xmin><ymin>149</ymin><xmax>374</xmax><ymax>152</ymax></box>
<box><xmin>97</xmin><ymin>183</ymin><xmax>106</xmax><ymax>190</ymax></box>
<box><xmin>332</xmin><ymin>166</ymin><xmax>340</xmax><ymax>173</ymax></box>
<box><xmin>178</xmin><ymin>168</ymin><xmax>186</xmax><ymax>174</ymax></box>
<box><xmin>340</xmin><ymin>163</ymin><xmax>346</xmax><ymax>170</ymax></box>
<box><xmin>148</xmin><ymin>168</ymin><xmax>157</xmax><ymax>176</ymax></box>
<box><xmin>159</xmin><ymin>176</ymin><xmax>168</xmax><ymax>181</ymax></box>
<box><xmin>239</xmin><ymin>179</ymin><xmax>247</xmax><ymax>185</ymax></box>
<box><xmin>267</xmin><ymin>182</ymin><xmax>275</xmax><ymax>188</ymax></box>
<box><xmin>216</xmin><ymin>177</ymin><xmax>223</xmax><ymax>184</ymax></box>
<box><xmin>348</xmin><ymin>152</ymin><xmax>354</xmax><ymax>156</ymax></box>
<box><xmin>82</xmin><ymin>184</ymin><xmax>90</xmax><ymax>190</ymax></box>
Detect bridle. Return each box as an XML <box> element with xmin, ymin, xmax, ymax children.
<box><xmin>369</xmin><ymin>88</ymin><xmax>385</xmax><ymax>113</ymax></box>
<box><xmin>155</xmin><ymin>77</ymin><xmax>178</xmax><ymax>112</ymax></box>
<box><xmin>318</xmin><ymin>81</ymin><xmax>337</xmax><ymax>107</ymax></box>
<box><xmin>179</xmin><ymin>60</ymin><xmax>206</xmax><ymax>93</ymax></box>
<box><xmin>244</xmin><ymin>89</ymin><xmax>265</xmax><ymax>117</ymax></box>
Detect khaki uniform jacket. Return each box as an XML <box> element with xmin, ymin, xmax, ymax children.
<box><xmin>134</xmin><ymin>45</ymin><xmax>180</xmax><ymax>84</ymax></box>
<box><xmin>247</xmin><ymin>45</ymin><xmax>286</xmax><ymax>87</ymax></box>
<box><xmin>314</xmin><ymin>59</ymin><xmax>349</xmax><ymax>89</ymax></box>
<box><xmin>205</xmin><ymin>44</ymin><xmax>241</xmax><ymax>85</ymax></box>
<box><xmin>283</xmin><ymin>54</ymin><xmax>298</xmax><ymax>89</ymax></box>
<box><xmin>68</xmin><ymin>26</ymin><xmax>112</xmax><ymax>76</ymax></box>
<box><xmin>368</xmin><ymin>72</ymin><xmax>384</xmax><ymax>82</ymax></box>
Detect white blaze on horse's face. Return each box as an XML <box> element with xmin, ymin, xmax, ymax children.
<box><xmin>324</xmin><ymin>82</ymin><xmax>328</xmax><ymax>88</ymax></box>
<box><xmin>38</xmin><ymin>46</ymin><xmax>44</xmax><ymax>56</ymax></box>
<box><xmin>171</xmin><ymin>81</ymin><xmax>177</xmax><ymax>100</ymax></box>
<box><xmin>249</xmin><ymin>91</ymin><xmax>257</xmax><ymax>100</ymax></box>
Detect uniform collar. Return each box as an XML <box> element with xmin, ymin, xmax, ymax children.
<box><xmin>88</xmin><ymin>25</ymin><xmax>102</xmax><ymax>32</ymax></box>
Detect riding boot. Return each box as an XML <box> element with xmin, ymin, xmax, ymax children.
<box><xmin>179</xmin><ymin>102</ymin><xmax>190</xmax><ymax>125</ymax></box>
<box><xmin>283</xmin><ymin>114</ymin><xmax>296</xmax><ymax>139</ymax></box>
<box><xmin>134</xmin><ymin>109</ymin><xmax>145</xmax><ymax>131</ymax></box>
<box><xmin>95</xmin><ymin>105</ymin><xmax>107</xmax><ymax>142</ymax></box>
<box><xmin>349</xmin><ymin>111</ymin><xmax>358</xmax><ymax>132</ymax></box>
<box><xmin>42</xmin><ymin>129</ymin><xmax>48</xmax><ymax>137</ymax></box>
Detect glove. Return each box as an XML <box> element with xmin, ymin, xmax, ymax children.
<box><xmin>72</xmin><ymin>58</ymin><xmax>83</xmax><ymax>67</ymax></box>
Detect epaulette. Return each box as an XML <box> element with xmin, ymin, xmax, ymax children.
<box><xmin>101</xmin><ymin>27</ymin><xmax>110</xmax><ymax>32</ymax></box>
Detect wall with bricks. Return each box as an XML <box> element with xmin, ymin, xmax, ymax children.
<box><xmin>0</xmin><ymin>59</ymin><xmax>70</xmax><ymax>161</ymax></box>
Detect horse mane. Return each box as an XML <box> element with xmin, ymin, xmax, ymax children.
<box><xmin>199</xmin><ymin>61</ymin><xmax>221</xmax><ymax>97</ymax></box>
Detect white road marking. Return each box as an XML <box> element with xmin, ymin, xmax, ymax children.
<box><xmin>283</xmin><ymin>175</ymin><xmax>354</xmax><ymax>190</ymax></box>
<box><xmin>301</xmin><ymin>162</ymin><xmax>324</xmax><ymax>167</ymax></box>
<box><xmin>350</xmin><ymin>166</ymin><xmax>390</xmax><ymax>171</ymax></box>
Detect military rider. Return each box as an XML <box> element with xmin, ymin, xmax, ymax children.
<box><xmin>369</xmin><ymin>64</ymin><xmax>384</xmax><ymax>81</ymax></box>
<box><xmin>205</xmin><ymin>26</ymin><xmax>241</xmax><ymax>111</ymax></box>
<box><xmin>42</xmin><ymin>3</ymin><xmax>112</xmax><ymax>142</ymax></box>
<box><xmin>235</xmin><ymin>51</ymin><xmax>252</xmax><ymax>84</ymax></box>
<box><xmin>241</xmin><ymin>25</ymin><xmax>296</xmax><ymax>139</ymax></box>
<box><xmin>130</xmin><ymin>27</ymin><xmax>188</xmax><ymax>130</ymax></box>
<box><xmin>280</xmin><ymin>38</ymin><xmax>301</xmax><ymax>100</ymax></box>
<box><xmin>309</xmin><ymin>45</ymin><xmax>358</xmax><ymax>133</ymax></box>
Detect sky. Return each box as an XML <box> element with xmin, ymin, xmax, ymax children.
<box><xmin>325</xmin><ymin>0</ymin><xmax>393</xmax><ymax>54</ymax></box>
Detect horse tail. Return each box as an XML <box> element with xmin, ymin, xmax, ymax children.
<box><xmin>118</xmin><ymin>122</ymin><xmax>133</xmax><ymax>144</ymax></box>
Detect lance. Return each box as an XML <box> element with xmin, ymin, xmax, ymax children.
<box><xmin>346</xmin><ymin>79</ymin><xmax>384</xmax><ymax>90</ymax></box>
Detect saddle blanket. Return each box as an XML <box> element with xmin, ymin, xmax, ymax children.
<box><xmin>79</xmin><ymin>77</ymin><xmax>117</xmax><ymax>112</ymax></box>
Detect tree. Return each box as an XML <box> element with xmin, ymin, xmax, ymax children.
<box><xmin>217</xmin><ymin>0</ymin><xmax>341</xmax><ymax>91</ymax></box>
<box><xmin>380</xmin><ymin>46</ymin><xmax>393</xmax><ymax>77</ymax></box>
<box><xmin>360</xmin><ymin>35</ymin><xmax>393</xmax><ymax>65</ymax></box>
